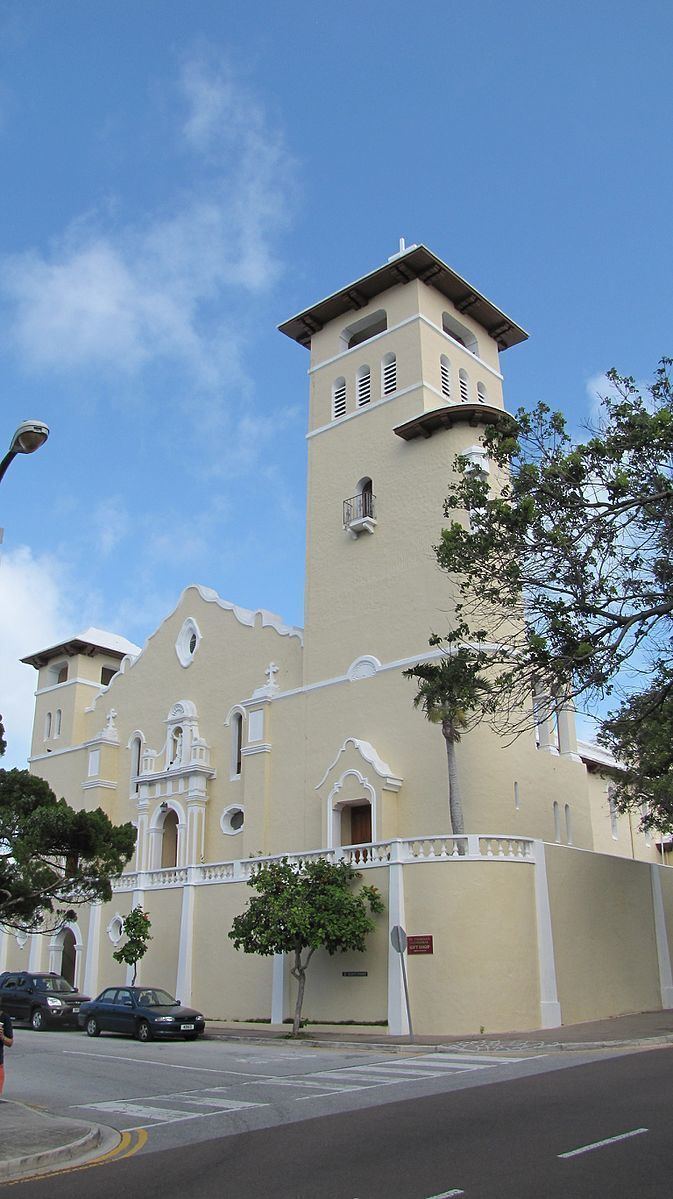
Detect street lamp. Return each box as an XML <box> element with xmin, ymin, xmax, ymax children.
<box><xmin>0</xmin><ymin>420</ymin><xmax>50</xmax><ymax>485</ymax></box>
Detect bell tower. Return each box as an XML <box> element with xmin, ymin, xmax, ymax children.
<box><xmin>279</xmin><ymin>243</ymin><xmax>527</xmax><ymax>686</ymax></box>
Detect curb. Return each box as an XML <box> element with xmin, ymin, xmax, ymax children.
<box><xmin>0</xmin><ymin>1103</ymin><xmax>118</xmax><ymax>1184</ymax></box>
<box><xmin>203</xmin><ymin>1028</ymin><xmax>673</xmax><ymax>1054</ymax></box>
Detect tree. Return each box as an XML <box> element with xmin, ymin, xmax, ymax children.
<box><xmin>403</xmin><ymin>646</ymin><xmax>495</xmax><ymax>837</ymax></box>
<box><xmin>229</xmin><ymin>857</ymin><xmax>384</xmax><ymax>1036</ymax></box>
<box><xmin>0</xmin><ymin>716</ymin><xmax>6</xmax><ymax>758</ymax></box>
<box><xmin>0</xmin><ymin>768</ymin><xmax>136</xmax><ymax>932</ymax></box>
<box><xmin>430</xmin><ymin>361</ymin><xmax>673</xmax><ymax>820</ymax></box>
<box><xmin>112</xmin><ymin>906</ymin><xmax>152</xmax><ymax>984</ymax></box>
<box><xmin>598</xmin><ymin>664</ymin><xmax>673</xmax><ymax>830</ymax></box>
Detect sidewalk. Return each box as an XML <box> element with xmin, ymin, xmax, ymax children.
<box><xmin>0</xmin><ymin>1099</ymin><xmax>119</xmax><ymax>1184</ymax></box>
<box><xmin>2</xmin><ymin>1009</ymin><xmax>673</xmax><ymax>1183</ymax></box>
<box><xmin>204</xmin><ymin>1007</ymin><xmax>673</xmax><ymax>1051</ymax></box>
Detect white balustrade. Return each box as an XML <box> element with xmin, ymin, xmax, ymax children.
<box><xmin>110</xmin><ymin>835</ymin><xmax>535</xmax><ymax>891</ymax></box>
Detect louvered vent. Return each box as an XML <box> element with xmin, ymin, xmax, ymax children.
<box><xmin>382</xmin><ymin>354</ymin><xmax>397</xmax><ymax>396</ymax></box>
<box><xmin>332</xmin><ymin>378</ymin><xmax>347</xmax><ymax>419</ymax></box>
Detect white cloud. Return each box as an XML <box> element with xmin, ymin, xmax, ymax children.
<box><xmin>91</xmin><ymin>497</ymin><xmax>130</xmax><ymax>558</ymax></box>
<box><xmin>0</xmin><ymin>56</ymin><xmax>296</xmax><ymax>390</ymax></box>
<box><xmin>0</xmin><ymin>546</ymin><xmax>81</xmax><ymax>769</ymax></box>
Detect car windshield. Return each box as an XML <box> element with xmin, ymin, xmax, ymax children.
<box><xmin>36</xmin><ymin>978</ymin><xmax>76</xmax><ymax>993</ymax></box>
<box><xmin>136</xmin><ymin>989</ymin><xmax>178</xmax><ymax>1007</ymax></box>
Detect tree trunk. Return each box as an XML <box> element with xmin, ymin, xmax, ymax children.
<box><xmin>290</xmin><ymin>946</ymin><xmax>315</xmax><ymax>1036</ymax></box>
<box><xmin>443</xmin><ymin>722</ymin><xmax>465</xmax><ymax>839</ymax></box>
<box><xmin>292</xmin><ymin>952</ymin><xmax>305</xmax><ymax>1037</ymax></box>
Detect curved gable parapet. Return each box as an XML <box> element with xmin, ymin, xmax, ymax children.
<box><xmin>316</xmin><ymin>737</ymin><xmax>402</xmax><ymax>793</ymax></box>
<box><xmin>187</xmin><ymin>585</ymin><xmax>304</xmax><ymax>644</ymax></box>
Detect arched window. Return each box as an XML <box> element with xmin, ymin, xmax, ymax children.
<box><xmin>44</xmin><ymin>711</ymin><xmax>52</xmax><ymax>740</ymax></box>
<box><xmin>459</xmin><ymin>369</ymin><xmax>469</xmax><ymax>403</ymax></box>
<box><xmin>442</xmin><ymin>312</ymin><xmax>479</xmax><ymax>356</ymax></box>
<box><xmin>161</xmin><ymin>810</ymin><xmax>179</xmax><ymax>868</ymax></box>
<box><xmin>553</xmin><ymin>801</ymin><xmax>561</xmax><ymax>843</ymax></box>
<box><xmin>232</xmin><ymin>712</ymin><xmax>243</xmax><ymax>778</ymax></box>
<box><xmin>440</xmin><ymin>355</ymin><xmax>451</xmax><ymax>399</ymax></box>
<box><xmin>356</xmin><ymin>365</ymin><xmax>371</xmax><ymax>407</ymax></box>
<box><xmin>57</xmin><ymin>664</ymin><xmax>68</xmax><ymax>684</ymax></box>
<box><xmin>54</xmin><ymin>709</ymin><xmax>62</xmax><ymax>737</ymax></box>
<box><xmin>130</xmin><ymin>735</ymin><xmax>143</xmax><ymax>793</ymax></box>
<box><xmin>359</xmin><ymin>477</ymin><xmax>374</xmax><ymax>520</ymax></box>
<box><xmin>477</xmin><ymin>381</ymin><xmax>487</xmax><ymax>404</ymax></box>
<box><xmin>332</xmin><ymin>377</ymin><xmax>347</xmax><ymax>420</ymax></box>
<box><xmin>608</xmin><ymin>788</ymin><xmax>619</xmax><ymax>839</ymax></box>
<box><xmin>565</xmin><ymin>804</ymin><xmax>573</xmax><ymax>846</ymax></box>
<box><xmin>381</xmin><ymin>353</ymin><xmax>397</xmax><ymax>396</ymax></box>
<box><xmin>341</xmin><ymin>309</ymin><xmax>387</xmax><ymax>350</ymax></box>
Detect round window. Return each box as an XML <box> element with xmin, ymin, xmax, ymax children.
<box><xmin>221</xmin><ymin>807</ymin><xmax>245</xmax><ymax>835</ymax></box>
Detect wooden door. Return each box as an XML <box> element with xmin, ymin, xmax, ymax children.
<box><xmin>350</xmin><ymin>803</ymin><xmax>372</xmax><ymax>845</ymax></box>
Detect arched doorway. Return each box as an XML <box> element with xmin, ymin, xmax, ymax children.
<box><xmin>161</xmin><ymin>809</ymin><xmax>179</xmax><ymax>868</ymax></box>
<box><xmin>60</xmin><ymin>928</ymin><xmax>77</xmax><ymax>986</ymax></box>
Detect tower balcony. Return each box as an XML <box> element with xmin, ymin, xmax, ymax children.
<box><xmin>343</xmin><ymin>491</ymin><xmax>377</xmax><ymax>537</ymax></box>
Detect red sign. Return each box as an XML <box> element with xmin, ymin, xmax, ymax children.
<box><xmin>407</xmin><ymin>935</ymin><xmax>433</xmax><ymax>955</ymax></box>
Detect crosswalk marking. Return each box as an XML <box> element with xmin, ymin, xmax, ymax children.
<box><xmin>70</xmin><ymin>1051</ymin><xmax>533</xmax><ymax>1125</ymax></box>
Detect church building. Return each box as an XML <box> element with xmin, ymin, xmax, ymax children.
<box><xmin>6</xmin><ymin>243</ymin><xmax>673</xmax><ymax>1035</ymax></box>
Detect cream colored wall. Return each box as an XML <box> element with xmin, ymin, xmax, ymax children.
<box><xmin>287</xmin><ymin>866</ymin><xmax>389</xmax><ymax>1023</ymax></box>
<box><xmin>303</xmin><ymin>405</ymin><xmax>505</xmax><ymax>684</ymax></box>
<box><xmin>587</xmin><ymin>769</ymin><xmax>662</xmax><ymax>863</ymax></box>
<box><xmin>135</xmin><ymin>888</ymin><xmax>182</xmax><ymax>993</ymax></box>
<box><xmin>418</xmin><ymin>284</ymin><xmax>503</xmax><ymax>376</ymax></box>
<box><xmin>403</xmin><ymin>860</ymin><xmax>540</xmax><ymax>1035</ymax></box>
<box><xmin>308</xmin><ymin>281</ymin><xmax>424</xmax><ymax>370</ymax></box>
<box><xmin>545</xmin><ymin>844</ymin><xmax>661</xmax><ymax>1023</ymax></box>
<box><xmin>191</xmin><ymin>884</ymin><xmax>274</xmax><ymax>1019</ymax></box>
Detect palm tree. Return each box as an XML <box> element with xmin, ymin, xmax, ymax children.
<box><xmin>404</xmin><ymin>649</ymin><xmax>493</xmax><ymax>837</ymax></box>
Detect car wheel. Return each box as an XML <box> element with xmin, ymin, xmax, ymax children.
<box><xmin>136</xmin><ymin>1019</ymin><xmax>152</xmax><ymax>1043</ymax></box>
<box><xmin>31</xmin><ymin>1008</ymin><xmax>46</xmax><ymax>1031</ymax></box>
<box><xmin>86</xmin><ymin>1016</ymin><xmax>100</xmax><ymax>1038</ymax></box>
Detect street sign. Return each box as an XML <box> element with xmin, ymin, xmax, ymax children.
<box><xmin>407</xmin><ymin>935</ymin><xmax>433</xmax><ymax>955</ymax></box>
<box><xmin>390</xmin><ymin>925</ymin><xmax>407</xmax><ymax>954</ymax></box>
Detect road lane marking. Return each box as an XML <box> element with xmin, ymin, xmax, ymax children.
<box><xmin>63</xmin><ymin>1051</ymin><xmax>275</xmax><ymax>1077</ymax></box>
<box><xmin>559</xmin><ymin>1128</ymin><xmax>649</xmax><ymax>1158</ymax></box>
<box><xmin>1</xmin><ymin>1129</ymin><xmax>149</xmax><ymax>1186</ymax></box>
<box><xmin>426</xmin><ymin>1191</ymin><xmax>465</xmax><ymax>1198</ymax></box>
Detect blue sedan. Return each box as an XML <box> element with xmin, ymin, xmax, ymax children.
<box><xmin>78</xmin><ymin>986</ymin><xmax>206</xmax><ymax>1042</ymax></box>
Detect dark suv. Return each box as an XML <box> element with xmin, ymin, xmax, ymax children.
<box><xmin>0</xmin><ymin>972</ymin><xmax>90</xmax><ymax>1030</ymax></box>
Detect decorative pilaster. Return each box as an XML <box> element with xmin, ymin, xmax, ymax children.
<box><xmin>83</xmin><ymin>904</ymin><xmax>103</xmax><ymax>996</ymax></box>
<box><xmin>175</xmin><ymin>868</ymin><xmax>197</xmax><ymax>1006</ymax></box>
<box><xmin>651</xmin><ymin>864</ymin><xmax>673</xmax><ymax>1008</ymax></box>
<box><xmin>386</xmin><ymin>840</ymin><xmax>409</xmax><ymax>1036</ymax></box>
<box><xmin>532</xmin><ymin>840</ymin><xmax>562</xmax><ymax>1027</ymax></box>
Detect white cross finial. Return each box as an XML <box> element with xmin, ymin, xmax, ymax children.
<box><xmin>265</xmin><ymin>662</ymin><xmax>279</xmax><ymax>684</ymax></box>
<box><xmin>399</xmin><ymin>237</ymin><xmax>406</xmax><ymax>254</ymax></box>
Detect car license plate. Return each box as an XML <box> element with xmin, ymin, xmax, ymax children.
<box><xmin>72</xmin><ymin>1006</ymin><xmax>80</xmax><ymax>1013</ymax></box>
<box><xmin>180</xmin><ymin>1023</ymin><xmax>194</xmax><ymax>1031</ymax></box>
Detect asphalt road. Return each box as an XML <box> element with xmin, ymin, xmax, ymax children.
<box><xmin>3</xmin><ymin>1028</ymin><xmax>563</xmax><ymax>1152</ymax></box>
<box><xmin>7</xmin><ymin>1046</ymin><xmax>673</xmax><ymax>1199</ymax></box>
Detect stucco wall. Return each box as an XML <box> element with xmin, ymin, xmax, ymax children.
<box><xmin>545</xmin><ymin>844</ymin><xmax>661</xmax><ymax>1023</ymax></box>
<box><xmin>402</xmin><ymin>859</ymin><xmax>540</xmax><ymax>1035</ymax></box>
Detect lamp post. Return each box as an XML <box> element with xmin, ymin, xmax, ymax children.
<box><xmin>0</xmin><ymin>420</ymin><xmax>50</xmax><ymax>485</ymax></box>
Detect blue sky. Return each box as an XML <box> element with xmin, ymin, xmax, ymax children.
<box><xmin>1</xmin><ymin>0</ymin><xmax>671</xmax><ymax>766</ymax></box>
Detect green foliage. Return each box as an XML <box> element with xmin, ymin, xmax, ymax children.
<box><xmin>112</xmin><ymin>906</ymin><xmax>152</xmax><ymax>985</ymax></box>
<box><xmin>598</xmin><ymin>665</ymin><xmax>673</xmax><ymax>828</ymax></box>
<box><xmin>230</xmin><ymin>857</ymin><xmax>384</xmax><ymax>1035</ymax></box>
<box><xmin>432</xmin><ymin>361</ymin><xmax>673</xmax><ymax>811</ymax></box>
<box><xmin>0</xmin><ymin>768</ymin><xmax>136</xmax><ymax>932</ymax></box>
<box><xmin>0</xmin><ymin>716</ymin><xmax>6</xmax><ymax>758</ymax></box>
<box><xmin>403</xmin><ymin>644</ymin><xmax>495</xmax><ymax>836</ymax></box>
<box><xmin>403</xmin><ymin>643</ymin><xmax>495</xmax><ymax>743</ymax></box>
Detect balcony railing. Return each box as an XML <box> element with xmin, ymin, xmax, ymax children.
<box><xmin>343</xmin><ymin>491</ymin><xmax>376</xmax><ymax>533</ymax></box>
